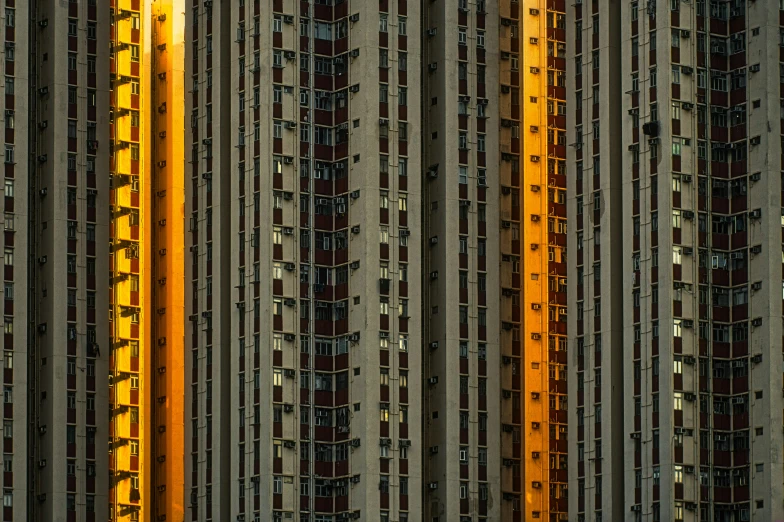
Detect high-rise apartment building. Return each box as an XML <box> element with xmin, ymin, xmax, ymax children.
<box><xmin>108</xmin><ymin>1</ymin><xmax>184</xmax><ymax>521</ymax></box>
<box><xmin>566</xmin><ymin>1</ymin><xmax>625</xmax><ymax>521</ymax></box>
<box><xmin>568</xmin><ymin>1</ymin><xmax>784</xmax><ymax>521</ymax></box>
<box><xmin>184</xmin><ymin>0</ymin><xmax>573</xmax><ymax>521</ymax></box>
<box><xmin>185</xmin><ymin>1</ymin><xmax>422</xmax><ymax>521</ymax></box>
<box><xmin>2</xmin><ymin>1</ymin><xmax>32</xmax><ymax>519</ymax></box>
<box><xmin>421</xmin><ymin>0</ymin><xmax>502</xmax><ymax>520</ymax></box>
<box><xmin>17</xmin><ymin>1</ymin><xmax>185</xmax><ymax>521</ymax></box>
<box><xmin>28</xmin><ymin>0</ymin><xmax>112</xmax><ymax>520</ymax></box>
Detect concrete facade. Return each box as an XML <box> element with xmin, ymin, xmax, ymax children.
<box><xmin>568</xmin><ymin>1</ymin><xmax>784</xmax><ymax>521</ymax></box>
<box><xmin>185</xmin><ymin>0</ymin><xmax>422</xmax><ymax>520</ymax></box>
<box><xmin>28</xmin><ymin>0</ymin><xmax>111</xmax><ymax>520</ymax></box>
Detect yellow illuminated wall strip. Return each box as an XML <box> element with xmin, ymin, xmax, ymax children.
<box><xmin>149</xmin><ymin>2</ymin><xmax>185</xmax><ymax>521</ymax></box>
<box><xmin>110</xmin><ymin>0</ymin><xmax>146</xmax><ymax>520</ymax></box>
<box><xmin>521</xmin><ymin>0</ymin><xmax>568</xmax><ymax>519</ymax></box>
<box><xmin>110</xmin><ymin>0</ymin><xmax>184</xmax><ymax>521</ymax></box>
<box><xmin>110</xmin><ymin>2</ymin><xmax>184</xmax><ymax>521</ymax></box>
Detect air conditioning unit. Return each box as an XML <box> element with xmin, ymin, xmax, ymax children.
<box><xmin>39</xmin><ymin>86</ymin><xmax>49</xmax><ymax>95</ymax></box>
<box><xmin>752</xmin><ymin>354</ymin><xmax>762</xmax><ymax>364</ymax></box>
<box><xmin>349</xmin><ymin>84</ymin><xmax>360</xmax><ymax>93</ymax></box>
<box><xmin>530</xmin><ymin>155</ymin><xmax>540</xmax><ymax>162</ymax></box>
<box><xmin>751</xmin><ymin>281</ymin><xmax>762</xmax><ymax>291</ymax></box>
<box><xmin>684</xmin><ymin>393</ymin><xmax>695</xmax><ymax>401</ymax></box>
<box><xmin>680</xmin><ymin>29</ymin><xmax>690</xmax><ymax>38</ymax></box>
<box><xmin>531</xmin><ymin>333</ymin><xmax>541</xmax><ymax>340</ymax></box>
<box><xmin>429</xmin><ymin>341</ymin><xmax>439</xmax><ymax>350</ymax></box>
<box><xmin>750</xmin><ymin>172</ymin><xmax>761</xmax><ymax>182</ymax></box>
<box><xmin>429</xmin><ymin>63</ymin><xmax>438</xmax><ymax>72</ymax></box>
<box><xmin>429</xmin><ymin>236</ymin><xmax>438</xmax><ymax>245</ymax></box>
<box><xmin>350</xmin><ymin>438</ymin><xmax>361</xmax><ymax>448</ymax></box>
<box><xmin>531</xmin><ymin>422</ymin><xmax>540</xmax><ymax>430</ymax></box>
<box><xmin>642</xmin><ymin>121</ymin><xmax>660</xmax><ymax>136</ymax></box>
<box><xmin>350</xmin><ymin>49</ymin><xmax>360</xmax><ymax>58</ymax></box>
<box><xmin>349</xmin><ymin>13</ymin><xmax>360</xmax><ymax>22</ymax></box>
<box><xmin>284</xmin><ymin>369</ymin><xmax>296</xmax><ymax>378</ymax></box>
<box><xmin>429</xmin><ymin>482</ymin><xmax>438</xmax><ymax>490</ymax></box>
<box><xmin>749</xmin><ymin>64</ymin><xmax>760</xmax><ymax>73</ymax></box>
<box><xmin>748</xmin><ymin>209</ymin><xmax>761</xmax><ymax>219</ymax></box>
<box><xmin>429</xmin><ymin>446</ymin><xmax>439</xmax><ymax>455</ymax></box>
<box><xmin>532</xmin><ymin>481</ymin><xmax>542</xmax><ymax>489</ymax></box>
<box><xmin>350</xmin><ymin>261</ymin><xmax>360</xmax><ymax>270</ymax></box>
<box><xmin>532</xmin><ymin>451</ymin><xmax>540</xmax><ymax>459</ymax></box>
<box><xmin>428</xmin><ymin>377</ymin><xmax>439</xmax><ymax>385</ymax></box>
<box><xmin>751</xmin><ymin>318</ymin><xmax>762</xmax><ymax>327</ymax></box>
<box><xmin>283</xmin><ymin>440</ymin><xmax>296</xmax><ymax>449</ymax></box>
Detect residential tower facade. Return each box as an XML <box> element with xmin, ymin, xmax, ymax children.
<box><xmin>568</xmin><ymin>1</ymin><xmax>784</xmax><ymax>521</ymax></box>
<box><xmin>185</xmin><ymin>0</ymin><xmax>422</xmax><ymax>520</ymax></box>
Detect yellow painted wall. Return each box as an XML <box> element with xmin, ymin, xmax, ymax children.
<box><xmin>111</xmin><ymin>1</ymin><xmax>147</xmax><ymax>520</ymax></box>
<box><xmin>149</xmin><ymin>2</ymin><xmax>185</xmax><ymax>521</ymax></box>
<box><xmin>519</xmin><ymin>1</ymin><xmax>568</xmax><ymax>519</ymax></box>
<box><xmin>111</xmin><ymin>2</ymin><xmax>184</xmax><ymax>521</ymax></box>
<box><xmin>520</xmin><ymin>3</ymin><xmax>549</xmax><ymax>512</ymax></box>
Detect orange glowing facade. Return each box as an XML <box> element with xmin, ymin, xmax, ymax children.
<box><xmin>516</xmin><ymin>1</ymin><xmax>568</xmax><ymax>519</ymax></box>
<box><xmin>109</xmin><ymin>2</ymin><xmax>184</xmax><ymax>521</ymax></box>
